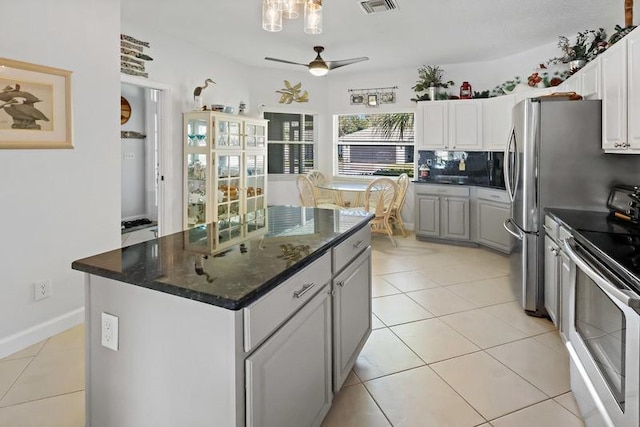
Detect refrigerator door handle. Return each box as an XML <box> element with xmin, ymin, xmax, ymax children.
<box><xmin>504</xmin><ymin>127</ymin><xmax>517</xmax><ymax>202</ymax></box>
<box><xmin>503</xmin><ymin>218</ymin><xmax>524</xmax><ymax>241</ymax></box>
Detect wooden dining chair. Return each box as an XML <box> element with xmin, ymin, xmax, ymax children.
<box><xmin>364</xmin><ymin>177</ymin><xmax>398</xmax><ymax>246</ymax></box>
<box><xmin>306</xmin><ymin>170</ymin><xmax>335</xmax><ymax>205</ymax></box>
<box><xmin>296</xmin><ymin>176</ymin><xmax>341</xmax><ymax>209</ymax></box>
<box><xmin>389</xmin><ymin>173</ymin><xmax>409</xmax><ymax>237</ymax></box>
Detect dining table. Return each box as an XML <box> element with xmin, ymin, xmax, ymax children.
<box><xmin>315</xmin><ymin>182</ymin><xmax>370</xmax><ymax>207</ymax></box>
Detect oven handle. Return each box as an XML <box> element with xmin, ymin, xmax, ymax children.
<box><xmin>562</xmin><ymin>237</ymin><xmax>640</xmax><ymax>309</ymax></box>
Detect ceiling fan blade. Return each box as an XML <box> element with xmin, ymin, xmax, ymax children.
<box><xmin>264</xmin><ymin>57</ymin><xmax>308</xmax><ymax>67</ymax></box>
<box><xmin>326</xmin><ymin>57</ymin><xmax>369</xmax><ymax>70</ymax></box>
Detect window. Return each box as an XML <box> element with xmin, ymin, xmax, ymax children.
<box><xmin>335</xmin><ymin>113</ymin><xmax>414</xmax><ymax>177</ymax></box>
<box><xmin>264</xmin><ymin>112</ymin><xmax>316</xmax><ymax>174</ymax></box>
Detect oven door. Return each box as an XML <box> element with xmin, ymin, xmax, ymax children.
<box><xmin>563</xmin><ymin>237</ymin><xmax>640</xmax><ymax>427</ymax></box>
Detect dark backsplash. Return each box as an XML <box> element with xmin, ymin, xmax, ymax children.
<box><xmin>417</xmin><ymin>150</ymin><xmax>505</xmax><ymax>189</ymax></box>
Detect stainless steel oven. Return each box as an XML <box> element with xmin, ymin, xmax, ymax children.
<box><xmin>563</xmin><ymin>237</ymin><xmax>640</xmax><ymax>427</ymax></box>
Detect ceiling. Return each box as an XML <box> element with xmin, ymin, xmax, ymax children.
<box><xmin>121</xmin><ymin>0</ymin><xmax>623</xmax><ymax>74</ymax></box>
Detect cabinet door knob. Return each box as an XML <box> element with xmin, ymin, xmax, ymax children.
<box><xmin>293</xmin><ymin>283</ymin><xmax>315</xmax><ymax>299</ymax></box>
<box><xmin>337</xmin><ymin>281</ymin><xmax>345</xmax><ymax>287</ymax></box>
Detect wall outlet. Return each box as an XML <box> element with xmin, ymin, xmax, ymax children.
<box><xmin>124</xmin><ymin>153</ymin><xmax>135</xmax><ymax>160</ymax></box>
<box><xmin>34</xmin><ymin>279</ymin><xmax>52</xmax><ymax>301</ymax></box>
<box><xmin>101</xmin><ymin>312</ymin><xmax>119</xmax><ymax>351</ymax></box>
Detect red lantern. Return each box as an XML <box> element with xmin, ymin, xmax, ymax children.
<box><xmin>460</xmin><ymin>81</ymin><xmax>472</xmax><ymax>99</ymax></box>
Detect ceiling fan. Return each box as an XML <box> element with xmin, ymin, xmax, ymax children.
<box><xmin>265</xmin><ymin>46</ymin><xmax>369</xmax><ymax>76</ymax></box>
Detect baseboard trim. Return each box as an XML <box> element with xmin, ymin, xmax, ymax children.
<box><xmin>0</xmin><ymin>307</ymin><xmax>84</xmax><ymax>359</ymax></box>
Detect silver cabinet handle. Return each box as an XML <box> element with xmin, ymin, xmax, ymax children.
<box><xmin>542</xmin><ymin>224</ymin><xmax>553</xmax><ymax>234</ymax></box>
<box><xmin>353</xmin><ymin>240</ymin><xmax>365</xmax><ymax>249</ymax></box>
<box><xmin>503</xmin><ymin>218</ymin><xmax>524</xmax><ymax>241</ymax></box>
<box><xmin>337</xmin><ymin>281</ymin><xmax>345</xmax><ymax>287</ymax></box>
<box><xmin>562</xmin><ymin>238</ymin><xmax>640</xmax><ymax>308</ymax></box>
<box><xmin>550</xmin><ymin>247</ymin><xmax>559</xmax><ymax>256</ymax></box>
<box><xmin>293</xmin><ymin>283</ymin><xmax>315</xmax><ymax>299</ymax></box>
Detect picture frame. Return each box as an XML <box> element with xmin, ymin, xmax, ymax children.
<box><xmin>0</xmin><ymin>57</ymin><xmax>73</xmax><ymax>149</ymax></box>
<box><xmin>350</xmin><ymin>94</ymin><xmax>365</xmax><ymax>105</ymax></box>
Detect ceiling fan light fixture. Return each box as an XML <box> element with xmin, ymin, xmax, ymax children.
<box><xmin>262</xmin><ymin>0</ymin><xmax>283</xmax><ymax>32</ymax></box>
<box><xmin>308</xmin><ymin>60</ymin><xmax>329</xmax><ymax>76</ymax></box>
<box><xmin>304</xmin><ymin>0</ymin><xmax>323</xmax><ymax>34</ymax></box>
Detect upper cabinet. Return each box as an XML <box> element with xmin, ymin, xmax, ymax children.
<box><xmin>418</xmin><ymin>100</ymin><xmax>483</xmax><ymax>151</ymax></box>
<box><xmin>483</xmin><ymin>94</ymin><xmax>515</xmax><ymax>151</ymax></box>
<box><xmin>580</xmin><ymin>57</ymin><xmax>602</xmax><ymax>100</ymax></box>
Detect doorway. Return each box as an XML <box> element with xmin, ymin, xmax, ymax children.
<box><xmin>120</xmin><ymin>78</ymin><xmax>169</xmax><ymax>246</ymax></box>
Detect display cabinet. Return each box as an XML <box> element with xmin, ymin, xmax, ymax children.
<box><xmin>184</xmin><ymin>111</ymin><xmax>268</xmax><ymax>229</ymax></box>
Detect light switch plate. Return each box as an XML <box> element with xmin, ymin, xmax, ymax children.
<box><xmin>101</xmin><ymin>312</ymin><xmax>119</xmax><ymax>351</ymax></box>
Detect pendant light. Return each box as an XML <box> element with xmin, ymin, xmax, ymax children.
<box><xmin>304</xmin><ymin>0</ymin><xmax>323</xmax><ymax>35</ymax></box>
<box><xmin>280</xmin><ymin>0</ymin><xmax>299</xmax><ymax>19</ymax></box>
<box><xmin>262</xmin><ymin>0</ymin><xmax>282</xmax><ymax>32</ymax></box>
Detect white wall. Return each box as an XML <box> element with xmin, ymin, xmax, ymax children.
<box><xmin>121</xmin><ymin>84</ymin><xmax>147</xmax><ymax>219</ymax></box>
<box><xmin>120</xmin><ymin>21</ymin><xmax>253</xmax><ymax>233</ymax></box>
<box><xmin>0</xmin><ymin>0</ymin><xmax>121</xmax><ymax>357</ymax></box>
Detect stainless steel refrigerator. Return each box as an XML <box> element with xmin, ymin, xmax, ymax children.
<box><xmin>503</xmin><ymin>98</ymin><xmax>640</xmax><ymax>316</ymax></box>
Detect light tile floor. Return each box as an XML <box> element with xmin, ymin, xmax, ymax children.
<box><xmin>0</xmin><ymin>234</ymin><xmax>585</xmax><ymax>427</ymax></box>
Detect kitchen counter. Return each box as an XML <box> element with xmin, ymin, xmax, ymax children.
<box><xmin>73</xmin><ymin>206</ymin><xmax>374</xmax><ymax>310</ymax></box>
<box><xmin>545</xmin><ymin>208</ymin><xmax>640</xmax><ymax>290</ymax></box>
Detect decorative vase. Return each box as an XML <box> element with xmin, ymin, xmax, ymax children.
<box><xmin>568</xmin><ymin>59</ymin><xmax>586</xmax><ymax>74</ymax></box>
<box><xmin>428</xmin><ymin>86</ymin><xmax>437</xmax><ymax>101</ymax></box>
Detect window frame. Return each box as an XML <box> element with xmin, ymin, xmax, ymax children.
<box><xmin>332</xmin><ymin>108</ymin><xmax>416</xmax><ymax>181</ymax></box>
<box><xmin>264</xmin><ymin>108</ymin><xmax>319</xmax><ymax>180</ymax></box>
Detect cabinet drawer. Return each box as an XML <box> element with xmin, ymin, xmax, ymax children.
<box><xmin>415</xmin><ymin>184</ymin><xmax>470</xmax><ymax>197</ymax></box>
<box><xmin>244</xmin><ymin>252</ymin><xmax>331</xmax><ymax>352</ymax></box>
<box><xmin>477</xmin><ymin>188</ymin><xmax>509</xmax><ymax>204</ymax></box>
<box><xmin>332</xmin><ymin>226</ymin><xmax>371</xmax><ymax>274</ymax></box>
<box><xmin>544</xmin><ymin>215</ymin><xmax>560</xmax><ymax>241</ymax></box>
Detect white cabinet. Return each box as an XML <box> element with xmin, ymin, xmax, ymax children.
<box><xmin>579</xmin><ymin>58</ymin><xmax>602</xmax><ymax>99</ymax></box>
<box><xmin>415</xmin><ymin>185</ymin><xmax>470</xmax><ymax>241</ymax></box>
<box><xmin>417</xmin><ymin>101</ymin><xmax>482</xmax><ymax>150</ymax></box>
<box><xmin>482</xmin><ymin>95</ymin><xmax>515</xmax><ymax>151</ymax></box>
<box><xmin>600</xmin><ymin>27</ymin><xmax>640</xmax><ymax>152</ymax></box>
<box><xmin>544</xmin><ymin>235</ymin><xmax>561</xmax><ymax>326</ymax></box>
<box><xmin>184</xmin><ymin>111</ymin><xmax>268</xmax><ymax>228</ymax></box>
<box><xmin>246</xmin><ymin>285</ymin><xmax>332</xmax><ymax>427</ymax></box>
<box><xmin>477</xmin><ymin>189</ymin><xmax>512</xmax><ymax>253</ymax></box>
<box><xmin>332</xmin><ymin>248</ymin><xmax>371</xmax><ymax>392</ymax></box>
<box><xmin>417</xmin><ymin>102</ymin><xmax>448</xmax><ymax>149</ymax></box>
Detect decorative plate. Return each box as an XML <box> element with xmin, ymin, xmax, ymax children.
<box><xmin>121</xmin><ymin>96</ymin><xmax>132</xmax><ymax>125</ymax></box>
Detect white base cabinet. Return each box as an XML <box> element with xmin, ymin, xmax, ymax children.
<box><xmin>544</xmin><ymin>235</ymin><xmax>560</xmax><ymax>326</ymax></box>
<box><xmin>332</xmin><ymin>249</ymin><xmax>371</xmax><ymax>392</ymax></box>
<box><xmin>246</xmin><ymin>285</ymin><xmax>332</xmax><ymax>427</ymax></box>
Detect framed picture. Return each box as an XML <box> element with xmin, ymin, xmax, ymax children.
<box><xmin>0</xmin><ymin>57</ymin><xmax>72</xmax><ymax>149</ymax></box>
<box><xmin>367</xmin><ymin>94</ymin><xmax>378</xmax><ymax>107</ymax></box>
<box><xmin>350</xmin><ymin>94</ymin><xmax>365</xmax><ymax>105</ymax></box>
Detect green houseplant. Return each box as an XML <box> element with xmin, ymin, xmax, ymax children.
<box><xmin>548</xmin><ymin>28</ymin><xmax>607</xmax><ymax>72</ymax></box>
<box><xmin>412</xmin><ymin>65</ymin><xmax>454</xmax><ymax>101</ymax></box>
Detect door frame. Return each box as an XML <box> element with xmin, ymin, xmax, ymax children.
<box><xmin>120</xmin><ymin>75</ymin><xmax>172</xmax><ymax>237</ymax></box>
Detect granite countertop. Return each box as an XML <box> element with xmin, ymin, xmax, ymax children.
<box><xmin>73</xmin><ymin>206</ymin><xmax>374</xmax><ymax>310</ymax></box>
<box><xmin>546</xmin><ymin>208</ymin><xmax>640</xmax><ymax>289</ymax></box>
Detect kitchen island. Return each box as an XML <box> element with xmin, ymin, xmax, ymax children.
<box><xmin>72</xmin><ymin>206</ymin><xmax>374</xmax><ymax>427</ymax></box>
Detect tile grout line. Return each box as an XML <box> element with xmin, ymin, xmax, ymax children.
<box><xmin>0</xmin><ymin>388</ymin><xmax>85</xmax><ymax>410</ymax></box>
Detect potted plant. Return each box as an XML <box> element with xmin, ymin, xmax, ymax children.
<box><xmin>412</xmin><ymin>65</ymin><xmax>454</xmax><ymax>101</ymax></box>
<box><xmin>548</xmin><ymin>28</ymin><xmax>607</xmax><ymax>73</ymax></box>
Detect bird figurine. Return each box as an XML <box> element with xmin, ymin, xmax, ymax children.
<box><xmin>193</xmin><ymin>78</ymin><xmax>215</xmax><ymax>110</ymax></box>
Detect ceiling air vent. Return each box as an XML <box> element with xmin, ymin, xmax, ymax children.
<box><xmin>358</xmin><ymin>0</ymin><xmax>398</xmax><ymax>14</ymax></box>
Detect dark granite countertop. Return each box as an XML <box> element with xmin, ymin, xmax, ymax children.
<box><xmin>413</xmin><ymin>177</ymin><xmax>506</xmax><ymax>190</ymax></box>
<box><xmin>546</xmin><ymin>208</ymin><xmax>640</xmax><ymax>290</ymax></box>
<box><xmin>73</xmin><ymin>206</ymin><xmax>374</xmax><ymax>310</ymax></box>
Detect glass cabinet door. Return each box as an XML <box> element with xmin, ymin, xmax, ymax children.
<box><xmin>245</xmin><ymin>121</ymin><xmax>267</xmax><ymax>149</ymax></box>
<box><xmin>216</xmin><ymin>153</ymin><xmax>243</xmax><ymax>230</ymax></box>
<box><xmin>215</xmin><ymin>117</ymin><xmax>242</xmax><ymax>148</ymax></box>
<box><xmin>186</xmin><ymin>117</ymin><xmax>208</xmax><ymax>148</ymax></box>
<box><xmin>186</xmin><ymin>153</ymin><xmax>208</xmax><ymax>227</ymax></box>
<box><xmin>245</xmin><ymin>153</ymin><xmax>266</xmax><ymax>218</ymax></box>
